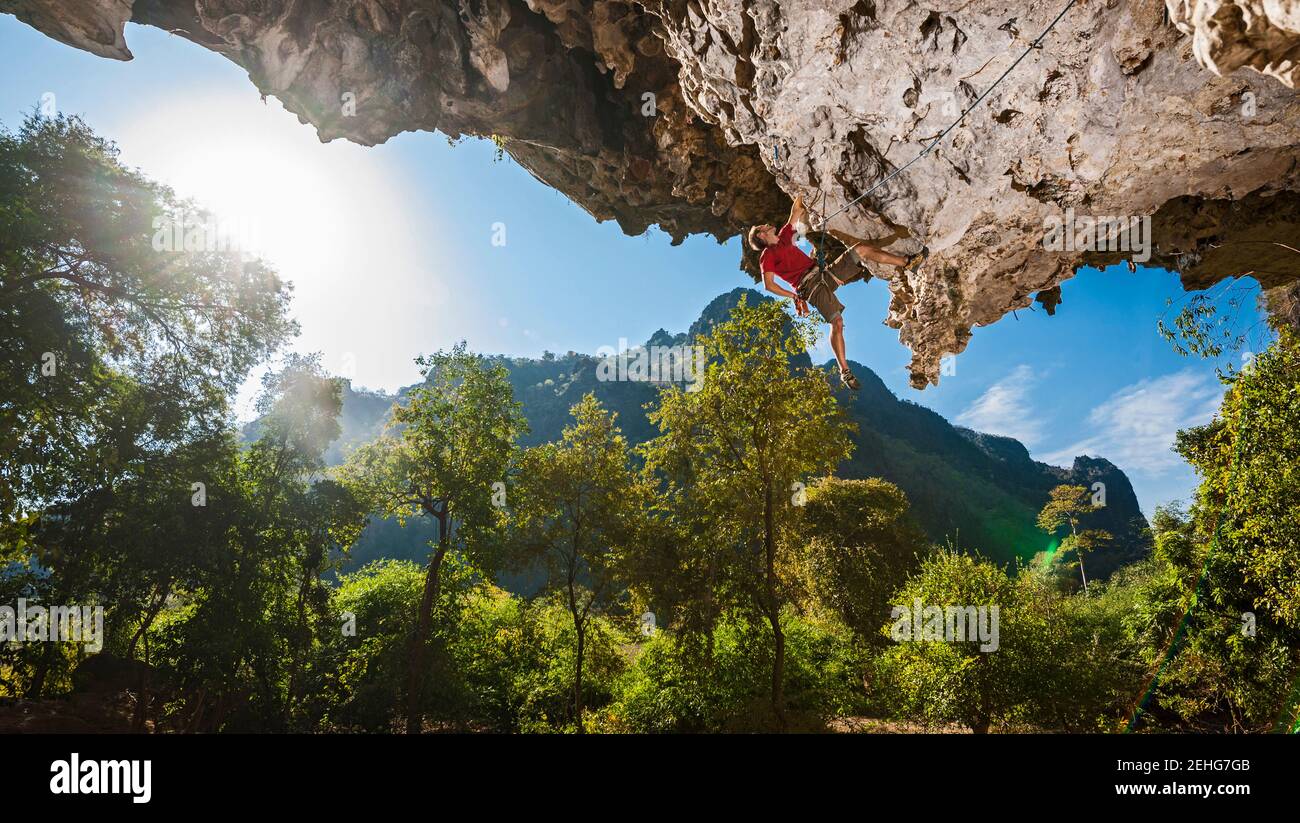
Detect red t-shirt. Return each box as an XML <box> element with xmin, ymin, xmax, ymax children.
<box><xmin>758</xmin><ymin>223</ymin><xmax>815</xmax><ymax>289</ymax></box>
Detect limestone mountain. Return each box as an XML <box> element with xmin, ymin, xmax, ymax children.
<box><xmin>299</xmin><ymin>288</ymin><xmax>1149</xmax><ymax>579</ymax></box>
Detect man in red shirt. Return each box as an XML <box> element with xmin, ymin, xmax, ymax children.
<box><xmin>748</xmin><ymin>195</ymin><xmax>925</xmax><ymax>390</ymax></box>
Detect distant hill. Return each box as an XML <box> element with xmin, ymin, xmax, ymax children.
<box><xmin>261</xmin><ymin>288</ymin><xmax>1149</xmax><ymax>581</ymax></box>
<box><xmin>834</xmin><ymin>366</ymin><xmax>1148</xmax><ymax>577</ymax></box>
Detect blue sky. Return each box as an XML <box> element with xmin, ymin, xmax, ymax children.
<box><xmin>0</xmin><ymin>18</ymin><xmax>1271</xmax><ymax>516</ymax></box>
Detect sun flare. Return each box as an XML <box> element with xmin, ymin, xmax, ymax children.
<box><xmin>111</xmin><ymin>90</ymin><xmax>441</xmax><ymax>395</ymax></box>
<box><xmin>118</xmin><ymin>95</ymin><xmax>354</xmax><ymax>279</ymax></box>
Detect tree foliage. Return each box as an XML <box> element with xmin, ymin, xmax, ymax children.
<box><xmin>509</xmin><ymin>394</ymin><xmax>640</xmax><ymax>731</ymax></box>
<box><xmin>1037</xmin><ymin>484</ymin><xmax>1111</xmax><ymax>593</ymax></box>
<box><xmin>636</xmin><ymin>297</ymin><xmax>853</xmax><ymax>728</ymax></box>
<box><xmin>340</xmin><ymin>343</ymin><xmax>526</xmax><ymax>732</ymax></box>
<box><xmin>790</xmin><ymin>477</ymin><xmax>926</xmax><ymax>643</ymax></box>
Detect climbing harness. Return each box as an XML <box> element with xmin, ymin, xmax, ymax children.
<box><xmin>810</xmin><ymin>0</ymin><xmax>1080</xmax><ymax>257</ymax></box>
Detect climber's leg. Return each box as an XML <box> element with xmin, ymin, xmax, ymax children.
<box><xmin>830</xmin><ymin>315</ymin><xmax>861</xmax><ymax>390</ymax></box>
<box><xmin>800</xmin><ymin>265</ymin><xmax>860</xmax><ymax>391</ymax></box>
<box><xmin>828</xmin><ymin>247</ymin><xmax>872</xmax><ymax>285</ymax></box>
<box><xmin>829</xmin><ymin>314</ymin><xmax>848</xmax><ymax>372</ymax></box>
<box><xmin>851</xmin><ymin>242</ymin><xmax>907</xmax><ymax>268</ymax></box>
<box><xmin>825</xmin><ymin>243</ymin><xmax>908</xmax><ymax>285</ymax></box>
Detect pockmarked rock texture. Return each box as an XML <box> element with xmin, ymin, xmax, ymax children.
<box><xmin>5</xmin><ymin>0</ymin><xmax>1300</xmax><ymax>386</ymax></box>
<box><xmin>1168</xmin><ymin>1</ymin><xmax>1300</xmax><ymax>88</ymax></box>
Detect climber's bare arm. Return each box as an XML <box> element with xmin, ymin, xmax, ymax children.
<box><xmin>763</xmin><ymin>271</ymin><xmax>809</xmax><ymax>316</ymax></box>
<box><xmin>762</xmin><ymin>271</ymin><xmax>795</xmax><ymax>300</ymax></box>
<box><xmin>788</xmin><ymin>195</ymin><xmax>808</xmax><ymax>232</ymax></box>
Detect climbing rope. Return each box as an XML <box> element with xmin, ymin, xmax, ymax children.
<box><xmin>812</xmin><ymin>0</ymin><xmax>1080</xmax><ymax>248</ymax></box>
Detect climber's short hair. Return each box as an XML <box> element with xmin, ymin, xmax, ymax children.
<box><xmin>748</xmin><ymin>225</ymin><xmax>769</xmax><ymax>252</ymax></box>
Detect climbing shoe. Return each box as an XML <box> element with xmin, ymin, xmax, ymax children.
<box><xmin>903</xmin><ymin>246</ymin><xmax>930</xmax><ymax>274</ymax></box>
<box><xmin>840</xmin><ymin>368</ymin><xmax>861</xmax><ymax>391</ymax></box>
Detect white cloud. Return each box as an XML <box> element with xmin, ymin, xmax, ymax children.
<box><xmin>955</xmin><ymin>364</ymin><xmax>1044</xmax><ymax>446</ymax></box>
<box><xmin>1039</xmin><ymin>369</ymin><xmax>1223</xmax><ymax>474</ymax></box>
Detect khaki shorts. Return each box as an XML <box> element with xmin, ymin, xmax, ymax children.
<box><xmin>796</xmin><ymin>247</ymin><xmax>866</xmax><ymax>323</ymax></box>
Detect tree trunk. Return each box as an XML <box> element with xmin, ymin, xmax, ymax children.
<box><xmin>128</xmin><ymin>581</ymin><xmax>171</xmax><ymax>660</ymax></box>
<box><xmin>27</xmin><ymin>644</ymin><xmax>53</xmax><ymax>699</ymax></box>
<box><xmin>405</xmin><ymin>510</ymin><xmax>449</xmax><ymax>734</ymax></box>
<box><xmin>131</xmin><ymin>680</ymin><xmax>152</xmax><ymax>733</ymax></box>
<box><xmin>770</xmin><ymin>611</ymin><xmax>786</xmax><ymax>730</ymax></box>
<box><xmin>565</xmin><ymin>562</ymin><xmax>587</xmax><ymax>734</ymax></box>
<box><xmin>284</xmin><ymin>569</ymin><xmax>311</xmax><ymax>722</ymax></box>
<box><xmin>573</xmin><ymin>621</ymin><xmax>586</xmax><ymax>734</ymax></box>
<box><xmin>705</xmin><ymin>555</ymin><xmax>717</xmax><ymax>669</ymax></box>
<box><xmin>1069</xmin><ymin>521</ymin><xmax>1089</xmax><ymax>595</ymax></box>
<box><xmin>763</xmin><ymin>483</ymin><xmax>787</xmax><ymax>731</ymax></box>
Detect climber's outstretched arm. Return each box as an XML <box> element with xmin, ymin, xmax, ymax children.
<box><xmin>788</xmin><ymin>195</ymin><xmax>808</xmax><ymax>232</ymax></box>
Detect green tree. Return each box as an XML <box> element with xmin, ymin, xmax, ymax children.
<box><xmin>1037</xmin><ymin>484</ymin><xmax>1111</xmax><ymax>593</ymax></box>
<box><xmin>142</xmin><ymin>355</ymin><xmax>366</xmax><ymax>731</ymax></box>
<box><xmin>310</xmin><ymin>559</ymin><xmax>425</xmax><ymax>731</ymax></box>
<box><xmin>1</xmin><ymin>113</ymin><xmax>293</xmax><ymax>531</ymax></box>
<box><xmin>1124</xmin><ymin>505</ymin><xmax>1298</xmax><ymax>731</ymax></box>
<box><xmin>639</xmin><ymin>297</ymin><xmax>853</xmax><ymax>729</ymax></box>
<box><xmin>1176</xmin><ymin>329</ymin><xmax>1300</xmax><ymax>630</ymax></box>
<box><xmin>1123</xmin><ymin>330</ymin><xmax>1300</xmax><ymax>731</ymax></box>
<box><xmin>0</xmin><ymin>113</ymin><xmax>294</xmax><ymax>702</ymax></box>
<box><xmin>792</xmin><ymin>477</ymin><xmax>927</xmax><ymax>643</ymax></box>
<box><xmin>244</xmin><ymin>355</ymin><xmax>368</xmax><ymax>718</ymax></box>
<box><xmin>510</xmin><ymin>395</ymin><xmax>639</xmax><ymax>732</ymax></box>
<box><xmin>874</xmin><ymin>547</ymin><xmax>1114</xmax><ymax>733</ymax></box>
<box><xmin>609</xmin><ymin>610</ymin><xmax>870</xmax><ymax>733</ymax></box>
<box><xmin>3</xmin><ymin>373</ymin><xmax>242</xmax><ymax>700</ymax></box>
<box><xmin>341</xmin><ymin>344</ymin><xmax>526</xmax><ymax>733</ymax></box>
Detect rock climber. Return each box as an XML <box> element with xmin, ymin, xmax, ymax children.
<box><xmin>748</xmin><ymin>194</ymin><xmax>926</xmax><ymax>390</ymax></box>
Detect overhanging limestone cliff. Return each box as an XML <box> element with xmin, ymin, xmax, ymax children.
<box><xmin>5</xmin><ymin>0</ymin><xmax>1299</xmax><ymax>386</ymax></box>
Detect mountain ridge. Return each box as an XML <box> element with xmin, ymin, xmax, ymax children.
<box><xmin>270</xmin><ymin>288</ymin><xmax>1149</xmax><ymax>579</ymax></box>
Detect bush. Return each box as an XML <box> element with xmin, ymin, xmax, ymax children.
<box><xmin>454</xmin><ymin>588</ymin><xmax>628</xmax><ymax>733</ymax></box>
<box><xmin>606</xmin><ymin>609</ymin><xmax>870</xmax><ymax>732</ymax></box>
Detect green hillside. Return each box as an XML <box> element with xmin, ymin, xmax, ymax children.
<box><xmin>292</xmin><ymin>288</ymin><xmax>1149</xmax><ymax>578</ymax></box>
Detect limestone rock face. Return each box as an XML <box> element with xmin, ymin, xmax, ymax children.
<box><xmin>1</xmin><ymin>0</ymin><xmax>133</xmax><ymax>58</ymax></box>
<box><xmin>1168</xmin><ymin>1</ymin><xmax>1300</xmax><ymax>88</ymax></box>
<box><xmin>645</xmin><ymin>0</ymin><xmax>1300</xmax><ymax>384</ymax></box>
<box><xmin>5</xmin><ymin>0</ymin><xmax>1299</xmax><ymax>386</ymax></box>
